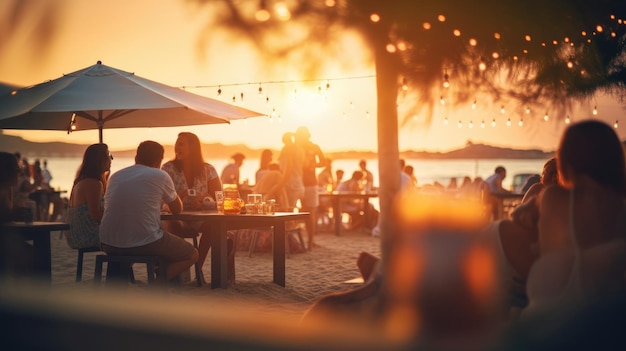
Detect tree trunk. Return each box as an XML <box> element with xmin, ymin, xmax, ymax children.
<box><xmin>374</xmin><ymin>45</ymin><xmax>401</xmax><ymax>276</ymax></box>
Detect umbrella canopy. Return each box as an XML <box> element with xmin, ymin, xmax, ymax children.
<box><xmin>0</xmin><ymin>61</ymin><xmax>265</xmax><ymax>142</ymax></box>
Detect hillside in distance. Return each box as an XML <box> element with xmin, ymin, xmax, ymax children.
<box><xmin>0</xmin><ymin>133</ymin><xmax>554</xmax><ymax>160</ymax></box>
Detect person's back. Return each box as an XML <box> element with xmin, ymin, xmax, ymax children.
<box><xmin>99</xmin><ymin>141</ymin><xmax>196</xmax><ymax>283</ymax></box>
<box><xmin>524</xmin><ymin>121</ymin><xmax>626</xmax><ymax>317</ymax></box>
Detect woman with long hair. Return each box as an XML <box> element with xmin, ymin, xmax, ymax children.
<box><xmin>161</xmin><ymin>132</ymin><xmax>223</xmax><ymax>284</ymax></box>
<box><xmin>65</xmin><ymin>143</ymin><xmax>112</xmax><ymax>249</ymax></box>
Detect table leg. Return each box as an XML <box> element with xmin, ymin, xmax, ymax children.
<box><xmin>210</xmin><ymin>223</ymin><xmax>228</xmax><ymax>289</ymax></box>
<box><xmin>273</xmin><ymin>224</ymin><xmax>286</xmax><ymax>287</ymax></box>
<box><xmin>333</xmin><ymin>198</ymin><xmax>341</xmax><ymax>236</ymax></box>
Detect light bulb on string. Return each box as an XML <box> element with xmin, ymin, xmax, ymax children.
<box><xmin>265</xmin><ymin>97</ymin><xmax>270</xmax><ymax>108</ymax></box>
<box><xmin>365</xmin><ymin>111</ymin><xmax>370</xmax><ymax>119</ymax></box>
<box><xmin>544</xmin><ymin>112</ymin><xmax>549</xmax><ymax>121</ymax></box>
<box><xmin>472</xmin><ymin>100</ymin><xmax>477</xmax><ymax>110</ymax></box>
<box><xmin>500</xmin><ymin>106</ymin><xmax>505</xmax><ymax>114</ymax></box>
<box><xmin>258</xmin><ymin>84</ymin><xmax>263</xmax><ymax>98</ymax></box>
<box><xmin>217</xmin><ymin>86</ymin><xmax>222</xmax><ymax>96</ymax></box>
<box><xmin>255</xmin><ymin>0</ymin><xmax>270</xmax><ymax>22</ymax></box>
<box><xmin>457</xmin><ymin>120</ymin><xmax>462</xmax><ymax>128</ymax></box>
<box><xmin>469</xmin><ymin>120</ymin><xmax>473</xmax><ymax>129</ymax></box>
<box><xmin>443</xmin><ymin>116</ymin><xmax>449</xmax><ymax>125</ymax></box>
<box><xmin>491</xmin><ymin>118</ymin><xmax>496</xmax><ymax>127</ymax></box>
<box><xmin>593</xmin><ymin>106</ymin><xmax>598</xmax><ymax>115</ymax></box>
<box><xmin>440</xmin><ymin>96</ymin><xmax>445</xmax><ymax>105</ymax></box>
<box><xmin>525</xmin><ymin>106</ymin><xmax>530</xmax><ymax>114</ymax></box>
<box><xmin>443</xmin><ymin>70</ymin><xmax>450</xmax><ymax>88</ymax></box>
<box><xmin>402</xmin><ymin>77</ymin><xmax>408</xmax><ymax>91</ymax></box>
<box><xmin>240</xmin><ymin>92</ymin><xmax>244</xmax><ymax>101</ymax></box>
<box><xmin>565</xmin><ymin>116</ymin><xmax>571</xmax><ymax>124</ymax></box>
<box><xmin>506</xmin><ymin>118</ymin><xmax>511</xmax><ymax>126</ymax></box>
<box><xmin>518</xmin><ymin>119</ymin><xmax>524</xmax><ymax>127</ymax></box>
<box><xmin>232</xmin><ymin>96</ymin><xmax>237</xmax><ymax>105</ymax></box>
<box><xmin>480</xmin><ymin>120</ymin><xmax>485</xmax><ymax>128</ymax></box>
<box><xmin>271</xmin><ymin>108</ymin><xmax>277</xmax><ymax>118</ymax></box>
<box><xmin>614</xmin><ymin>120</ymin><xmax>619</xmax><ymax>129</ymax></box>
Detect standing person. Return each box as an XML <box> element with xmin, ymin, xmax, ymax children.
<box><xmin>41</xmin><ymin>159</ymin><xmax>52</xmax><ymax>187</ymax></box>
<box><xmin>358</xmin><ymin>159</ymin><xmax>374</xmax><ymax>191</ymax></box>
<box><xmin>161</xmin><ymin>132</ymin><xmax>223</xmax><ymax>282</ymax></box>
<box><xmin>221</xmin><ymin>152</ymin><xmax>246</xmax><ymax>187</ymax></box>
<box><xmin>255</xmin><ymin>149</ymin><xmax>273</xmax><ymax>185</ymax></box>
<box><xmin>485</xmin><ymin>166</ymin><xmax>510</xmax><ymax>219</ymax></box>
<box><xmin>64</xmin><ymin>144</ymin><xmax>112</xmax><ymax>250</ymax></box>
<box><xmin>317</xmin><ymin>158</ymin><xmax>334</xmax><ymax>192</ymax></box>
<box><xmin>99</xmin><ymin>141</ymin><xmax>198</xmax><ymax>283</ymax></box>
<box><xmin>295</xmin><ymin>126</ymin><xmax>325</xmax><ymax>250</ymax></box>
<box><xmin>272</xmin><ymin>132</ymin><xmax>305</xmax><ymax>212</ymax></box>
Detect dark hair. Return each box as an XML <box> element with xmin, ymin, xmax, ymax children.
<box><xmin>171</xmin><ymin>132</ymin><xmax>205</xmax><ymax>179</ymax></box>
<box><xmin>75</xmin><ymin>144</ymin><xmax>110</xmax><ymax>189</ymax></box>
<box><xmin>259</xmin><ymin>149</ymin><xmax>273</xmax><ymax>170</ymax></box>
<box><xmin>542</xmin><ymin>157</ymin><xmax>558</xmax><ymax>185</ymax></box>
<box><xmin>136</xmin><ymin>141</ymin><xmax>164</xmax><ymax>166</ymax></box>
<box><xmin>0</xmin><ymin>152</ymin><xmax>19</xmax><ymax>185</ymax></box>
<box><xmin>495</xmin><ymin>166</ymin><xmax>506</xmax><ymax>174</ymax></box>
<box><xmin>558</xmin><ymin>120</ymin><xmax>626</xmax><ymax>194</ymax></box>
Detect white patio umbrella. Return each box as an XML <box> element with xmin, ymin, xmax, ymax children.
<box><xmin>0</xmin><ymin>61</ymin><xmax>265</xmax><ymax>142</ymax></box>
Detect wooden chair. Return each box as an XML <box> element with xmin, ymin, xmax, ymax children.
<box><xmin>94</xmin><ymin>254</ymin><xmax>166</xmax><ymax>285</ymax></box>
<box><xmin>76</xmin><ymin>246</ymin><xmax>102</xmax><ymax>282</ymax></box>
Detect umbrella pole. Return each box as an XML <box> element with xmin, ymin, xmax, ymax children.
<box><xmin>98</xmin><ymin>111</ymin><xmax>103</xmax><ymax>143</ymax></box>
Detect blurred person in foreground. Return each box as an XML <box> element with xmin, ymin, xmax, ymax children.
<box><xmin>0</xmin><ymin>152</ymin><xmax>34</xmax><ymax>277</ymax></box>
<box><xmin>64</xmin><ymin>144</ymin><xmax>111</xmax><ymax>250</ymax></box>
<box><xmin>523</xmin><ymin>120</ymin><xmax>626</xmax><ymax>317</ymax></box>
<box><xmin>99</xmin><ymin>141</ymin><xmax>198</xmax><ymax>283</ymax></box>
<box><xmin>161</xmin><ymin>132</ymin><xmax>225</xmax><ymax>283</ymax></box>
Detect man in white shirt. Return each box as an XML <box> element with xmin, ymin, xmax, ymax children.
<box><xmin>99</xmin><ymin>141</ymin><xmax>198</xmax><ymax>283</ymax></box>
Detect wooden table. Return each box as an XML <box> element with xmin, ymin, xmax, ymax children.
<box><xmin>492</xmin><ymin>192</ymin><xmax>525</xmax><ymax>219</ymax></box>
<box><xmin>161</xmin><ymin>211</ymin><xmax>310</xmax><ymax>289</ymax></box>
<box><xmin>0</xmin><ymin>221</ymin><xmax>69</xmax><ymax>283</ymax></box>
<box><xmin>318</xmin><ymin>191</ymin><xmax>378</xmax><ymax>236</ymax></box>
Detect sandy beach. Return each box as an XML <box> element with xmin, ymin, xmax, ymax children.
<box><xmin>49</xmin><ymin>225</ymin><xmax>381</xmax><ymax>323</ymax></box>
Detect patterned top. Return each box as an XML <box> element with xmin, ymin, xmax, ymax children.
<box><xmin>161</xmin><ymin>161</ymin><xmax>219</xmax><ymax>211</ymax></box>
<box><xmin>65</xmin><ymin>203</ymin><xmax>100</xmax><ymax>249</ymax></box>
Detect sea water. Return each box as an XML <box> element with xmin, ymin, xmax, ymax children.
<box><xmin>39</xmin><ymin>156</ymin><xmax>548</xmax><ymax>206</ymax></box>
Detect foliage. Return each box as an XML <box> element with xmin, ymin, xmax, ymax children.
<box><xmin>191</xmin><ymin>0</ymin><xmax>626</xmax><ymax>123</ymax></box>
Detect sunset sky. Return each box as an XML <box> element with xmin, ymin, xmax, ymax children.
<box><xmin>1</xmin><ymin>0</ymin><xmax>624</xmax><ymax>153</ymax></box>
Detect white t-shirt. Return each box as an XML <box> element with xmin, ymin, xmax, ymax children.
<box><xmin>99</xmin><ymin>164</ymin><xmax>177</xmax><ymax>248</ymax></box>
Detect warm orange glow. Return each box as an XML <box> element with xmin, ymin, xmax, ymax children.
<box><xmin>325</xmin><ymin>0</ymin><xmax>336</xmax><ymax>7</ymax></box>
<box><xmin>524</xmin><ymin>34</ymin><xmax>531</xmax><ymax>41</ymax></box>
<box><xmin>493</xmin><ymin>32</ymin><xmax>501</xmax><ymax>39</ymax></box>
<box><xmin>386</xmin><ymin>43</ymin><xmax>396</xmax><ymax>53</ymax></box>
<box><xmin>491</xmin><ymin>52</ymin><xmax>499</xmax><ymax>59</ymax></box>
<box><xmin>274</xmin><ymin>2</ymin><xmax>291</xmax><ymax>21</ymax></box>
<box><xmin>596</xmin><ymin>25</ymin><xmax>603</xmax><ymax>32</ymax></box>
<box><xmin>469</xmin><ymin>38</ymin><xmax>477</xmax><ymax>46</ymax></box>
<box><xmin>370</xmin><ymin>13</ymin><xmax>380</xmax><ymax>22</ymax></box>
<box><xmin>437</xmin><ymin>14</ymin><xmax>446</xmax><ymax>22</ymax></box>
<box><xmin>422</xmin><ymin>22</ymin><xmax>431</xmax><ymax>30</ymax></box>
<box><xmin>255</xmin><ymin>9</ymin><xmax>270</xmax><ymax>22</ymax></box>
<box><xmin>462</xmin><ymin>245</ymin><xmax>498</xmax><ymax>307</ymax></box>
<box><xmin>453</xmin><ymin>29</ymin><xmax>461</xmax><ymax>37</ymax></box>
<box><xmin>478</xmin><ymin>62</ymin><xmax>486</xmax><ymax>71</ymax></box>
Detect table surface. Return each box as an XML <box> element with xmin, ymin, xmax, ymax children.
<box><xmin>1</xmin><ymin>221</ymin><xmax>69</xmax><ymax>232</ymax></box>
<box><xmin>161</xmin><ymin>211</ymin><xmax>310</xmax><ymax>289</ymax></box>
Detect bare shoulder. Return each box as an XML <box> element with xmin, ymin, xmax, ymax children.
<box><xmin>539</xmin><ymin>184</ymin><xmax>568</xmax><ymax>207</ymax></box>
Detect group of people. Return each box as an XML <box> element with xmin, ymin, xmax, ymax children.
<box><xmin>305</xmin><ymin>120</ymin><xmax>626</xmax><ymax>347</ymax></box>
<box><xmin>5</xmin><ymin>153</ymin><xmax>65</xmax><ymax>222</ymax></box>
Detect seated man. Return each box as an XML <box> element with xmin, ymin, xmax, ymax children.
<box><xmin>336</xmin><ymin>171</ymin><xmax>379</xmax><ymax>230</ymax></box>
<box><xmin>99</xmin><ymin>141</ymin><xmax>198</xmax><ymax>283</ymax></box>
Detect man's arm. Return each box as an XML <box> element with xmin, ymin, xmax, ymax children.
<box><xmin>168</xmin><ymin>195</ymin><xmax>183</xmax><ymax>214</ymax></box>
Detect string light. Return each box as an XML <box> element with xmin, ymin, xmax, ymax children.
<box><xmin>593</xmin><ymin>105</ymin><xmax>598</xmax><ymax>115</ymax></box>
<box><xmin>443</xmin><ymin>116</ymin><xmax>449</xmax><ymax>125</ymax></box>
<box><xmin>472</xmin><ymin>100</ymin><xmax>477</xmax><ymax>110</ymax></box>
<box><xmin>402</xmin><ymin>77</ymin><xmax>409</xmax><ymax>91</ymax></box>
<box><xmin>518</xmin><ymin>119</ymin><xmax>524</xmax><ymax>127</ymax></box>
<box><xmin>565</xmin><ymin>115</ymin><xmax>571</xmax><ymax>124</ymax></box>
<box><xmin>614</xmin><ymin>120</ymin><xmax>619</xmax><ymax>129</ymax></box>
<box><xmin>457</xmin><ymin>120</ymin><xmax>462</xmax><ymax>128</ymax></box>
<box><xmin>468</xmin><ymin>120</ymin><xmax>473</xmax><ymax>128</ymax></box>
<box><xmin>480</xmin><ymin>120</ymin><xmax>485</xmax><ymax>128</ymax></box>
<box><xmin>440</xmin><ymin>96</ymin><xmax>445</xmax><ymax>105</ymax></box>
<box><xmin>544</xmin><ymin>112</ymin><xmax>549</xmax><ymax>121</ymax></box>
<box><xmin>258</xmin><ymin>84</ymin><xmax>263</xmax><ymax>98</ymax></box>
<box><xmin>443</xmin><ymin>70</ymin><xmax>450</xmax><ymax>88</ymax></box>
<box><xmin>491</xmin><ymin>118</ymin><xmax>496</xmax><ymax>127</ymax></box>
<box><xmin>506</xmin><ymin>118</ymin><xmax>511</xmax><ymax>126</ymax></box>
<box><xmin>217</xmin><ymin>86</ymin><xmax>222</xmax><ymax>96</ymax></box>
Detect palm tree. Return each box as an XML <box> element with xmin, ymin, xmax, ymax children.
<box><xmin>192</xmin><ymin>0</ymin><xmax>626</xmax><ymax>273</ymax></box>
